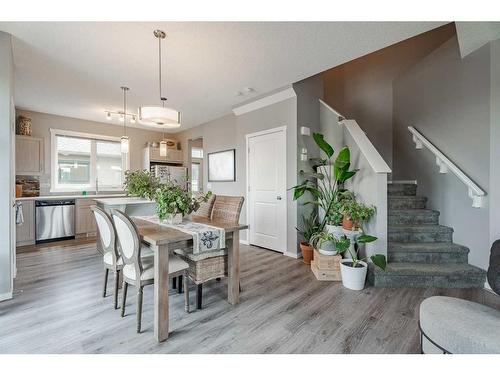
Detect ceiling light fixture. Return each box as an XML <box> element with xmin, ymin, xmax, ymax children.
<box><xmin>106</xmin><ymin>111</ymin><xmax>112</xmax><ymax>120</ymax></box>
<box><xmin>120</xmin><ymin>86</ymin><xmax>130</xmax><ymax>154</ymax></box>
<box><xmin>139</xmin><ymin>30</ymin><xmax>181</xmax><ymax>129</ymax></box>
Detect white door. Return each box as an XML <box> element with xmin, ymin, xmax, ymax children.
<box><xmin>248</xmin><ymin>127</ymin><xmax>286</xmax><ymax>252</ymax></box>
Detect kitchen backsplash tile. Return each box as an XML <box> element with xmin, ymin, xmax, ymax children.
<box><xmin>15</xmin><ymin>176</ymin><xmax>40</xmax><ymax>197</ymax></box>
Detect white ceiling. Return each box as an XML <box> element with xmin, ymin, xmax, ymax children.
<box><xmin>0</xmin><ymin>22</ymin><xmax>445</xmax><ymax>133</ymax></box>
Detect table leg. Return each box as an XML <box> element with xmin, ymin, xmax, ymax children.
<box><xmin>153</xmin><ymin>243</ymin><xmax>169</xmax><ymax>342</ymax></box>
<box><xmin>227</xmin><ymin>231</ymin><xmax>240</xmax><ymax>305</ymax></box>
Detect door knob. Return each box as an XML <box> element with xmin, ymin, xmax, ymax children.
<box><xmin>276</xmin><ymin>196</ymin><xmax>282</xmax><ymax>200</ymax></box>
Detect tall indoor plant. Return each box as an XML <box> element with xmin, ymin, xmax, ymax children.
<box><xmin>291</xmin><ymin>133</ymin><xmax>359</xmax><ymax>232</ymax></box>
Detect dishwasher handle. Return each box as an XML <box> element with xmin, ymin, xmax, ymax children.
<box><xmin>36</xmin><ymin>200</ymin><xmax>75</xmax><ymax>207</ymax></box>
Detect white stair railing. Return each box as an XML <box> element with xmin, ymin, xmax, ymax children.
<box><xmin>408</xmin><ymin>126</ymin><xmax>486</xmax><ymax>208</ymax></box>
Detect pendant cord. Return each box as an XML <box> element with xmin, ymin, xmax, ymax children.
<box><xmin>123</xmin><ymin>87</ymin><xmax>127</xmax><ymax>136</ymax></box>
<box><xmin>158</xmin><ymin>35</ymin><xmax>162</xmax><ymax>102</ymax></box>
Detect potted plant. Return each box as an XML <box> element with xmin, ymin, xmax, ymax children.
<box><xmin>337</xmin><ymin>234</ymin><xmax>386</xmax><ymax>290</ymax></box>
<box><xmin>310</xmin><ymin>231</ymin><xmax>351</xmax><ymax>256</ymax></box>
<box><xmin>154</xmin><ymin>183</ymin><xmax>211</xmax><ymax>224</ymax></box>
<box><xmin>296</xmin><ymin>212</ymin><xmax>319</xmax><ymax>264</ymax></box>
<box><xmin>325</xmin><ymin>190</ymin><xmax>354</xmax><ymax>236</ymax></box>
<box><xmin>341</xmin><ymin>200</ymin><xmax>376</xmax><ymax>231</ymax></box>
<box><xmin>123</xmin><ymin>170</ymin><xmax>159</xmax><ymax>200</ymax></box>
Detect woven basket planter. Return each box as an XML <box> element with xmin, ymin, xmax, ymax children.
<box><xmin>16</xmin><ymin>116</ymin><xmax>32</xmax><ymax>136</ymax></box>
<box><xmin>185</xmin><ymin>254</ymin><xmax>228</xmax><ymax>284</ymax></box>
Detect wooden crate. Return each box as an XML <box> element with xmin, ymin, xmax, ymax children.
<box><xmin>313</xmin><ymin>249</ymin><xmax>341</xmax><ymax>270</ymax></box>
<box><xmin>311</xmin><ymin>260</ymin><xmax>342</xmax><ymax>281</ymax></box>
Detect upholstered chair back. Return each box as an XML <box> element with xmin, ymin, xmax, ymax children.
<box><xmin>91</xmin><ymin>205</ymin><xmax>118</xmax><ymax>263</ymax></box>
<box><xmin>111</xmin><ymin>209</ymin><xmax>143</xmax><ymax>276</ymax></box>
<box><xmin>488</xmin><ymin>240</ymin><xmax>500</xmax><ymax>295</ymax></box>
<box><xmin>211</xmin><ymin>195</ymin><xmax>244</xmax><ymax>224</ymax></box>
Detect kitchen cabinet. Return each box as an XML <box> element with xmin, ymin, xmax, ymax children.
<box><xmin>16</xmin><ymin>200</ymin><xmax>35</xmax><ymax>246</ymax></box>
<box><xmin>16</xmin><ymin>135</ymin><xmax>44</xmax><ymax>175</ymax></box>
<box><xmin>75</xmin><ymin>198</ymin><xmax>97</xmax><ymax>235</ymax></box>
<box><xmin>143</xmin><ymin>144</ymin><xmax>183</xmax><ymax>167</ymax></box>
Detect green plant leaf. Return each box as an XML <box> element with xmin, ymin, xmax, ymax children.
<box><xmin>357</xmin><ymin>234</ymin><xmax>378</xmax><ymax>243</ymax></box>
<box><xmin>313</xmin><ymin>133</ymin><xmax>334</xmax><ymax>159</ymax></box>
<box><xmin>370</xmin><ymin>254</ymin><xmax>386</xmax><ymax>270</ymax></box>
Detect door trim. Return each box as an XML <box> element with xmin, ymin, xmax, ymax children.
<box><xmin>245</xmin><ymin>125</ymin><xmax>287</xmax><ymax>253</ymax></box>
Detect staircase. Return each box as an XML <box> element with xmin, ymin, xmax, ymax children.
<box><xmin>369</xmin><ymin>182</ymin><xmax>486</xmax><ymax>288</ymax></box>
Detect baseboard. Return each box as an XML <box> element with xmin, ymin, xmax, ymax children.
<box><xmin>284</xmin><ymin>251</ymin><xmax>300</xmax><ymax>259</ymax></box>
<box><xmin>239</xmin><ymin>239</ymin><xmax>249</xmax><ymax>245</ymax></box>
<box><xmin>0</xmin><ymin>291</ymin><xmax>13</xmax><ymax>302</ymax></box>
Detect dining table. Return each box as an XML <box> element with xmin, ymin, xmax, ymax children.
<box><xmin>132</xmin><ymin>216</ymin><xmax>248</xmax><ymax>342</ymax></box>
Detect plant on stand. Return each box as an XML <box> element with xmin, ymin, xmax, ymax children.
<box><xmin>123</xmin><ymin>170</ymin><xmax>160</xmax><ymax>200</ymax></box>
<box><xmin>341</xmin><ymin>199</ymin><xmax>376</xmax><ymax>231</ymax></box>
<box><xmin>310</xmin><ymin>231</ymin><xmax>351</xmax><ymax>256</ymax></box>
<box><xmin>296</xmin><ymin>212</ymin><xmax>319</xmax><ymax>264</ymax></box>
<box><xmin>154</xmin><ymin>183</ymin><xmax>211</xmax><ymax>224</ymax></box>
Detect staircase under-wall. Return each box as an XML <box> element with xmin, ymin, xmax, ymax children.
<box><xmin>369</xmin><ymin>182</ymin><xmax>486</xmax><ymax>288</ymax></box>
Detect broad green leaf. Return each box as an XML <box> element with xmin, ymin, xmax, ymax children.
<box><xmin>358</xmin><ymin>234</ymin><xmax>378</xmax><ymax>243</ymax></box>
<box><xmin>313</xmin><ymin>133</ymin><xmax>334</xmax><ymax>159</ymax></box>
<box><xmin>370</xmin><ymin>254</ymin><xmax>386</xmax><ymax>270</ymax></box>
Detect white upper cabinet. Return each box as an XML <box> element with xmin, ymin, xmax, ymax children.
<box><xmin>16</xmin><ymin>135</ymin><xmax>44</xmax><ymax>175</ymax></box>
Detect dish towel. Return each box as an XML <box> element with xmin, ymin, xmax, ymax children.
<box><xmin>135</xmin><ymin>215</ymin><xmax>226</xmax><ymax>254</ymax></box>
<box><xmin>15</xmin><ymin>202</ymin><xmax>24</xmax><ymax>225</ymax></box>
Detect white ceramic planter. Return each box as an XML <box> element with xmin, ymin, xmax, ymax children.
<box><xmin>318</xmin><ymin>240</ymin><xmax>338</xmax><ymax>256</ymax></box>
<box><xmin>340</xmin><ymin>259</ymin><xmax>367</xmax><ymax>290</ymax></box>
<box><xmin>164</xmin><ymin>213</ymin><xmax>183</xmax><ymax>225</ymax></box>
<box><xmin>325</xmin><ymin>224</ymin><xmax>344</xmax><ymax>237</ymax></box>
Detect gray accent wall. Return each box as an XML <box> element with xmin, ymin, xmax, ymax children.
<box><xmin>0</xmin><ymin>32</ymin><xmax>14</xmax><ymax>300</ymax></box>
<box><xmin>293</xmin><ymin>74</ymin><xmax>323</xmax><ymax>243</ymax></box>
<box><xmin>177</xmin><ymin>98</ymin><xmax>299</xmax><ymax>256</ymax></box>
<box><xmin>393</xmin><ymin>37</ymin><xmax>491</xmax><ymax>270</ymax></box>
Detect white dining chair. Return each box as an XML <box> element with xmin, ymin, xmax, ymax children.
<box><xmin>91</xmin><ymin>205</ymin><xmax>122</xmax><ymax>310</ymax></box>
<box><xmin>111</xmin><ymin>209</ymin><xmax>190</xmax><ymax>333</ymax></box>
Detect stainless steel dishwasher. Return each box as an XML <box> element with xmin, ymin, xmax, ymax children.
<box><xmin>35</xmin><ymin>199</ymin><xmax>75</xmax><ymax>243</ymax></box>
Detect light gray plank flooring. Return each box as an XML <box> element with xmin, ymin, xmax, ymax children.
<box><xmin>1</xmin><ymin>240</ymin><xmax>498</xmax><ymax>354</ymax></box>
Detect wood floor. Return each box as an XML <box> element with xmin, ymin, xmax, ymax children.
<box><xmin>1</xmin><ymin>240</ymin><xmax>498</xmax><ymax>354</ymax></box>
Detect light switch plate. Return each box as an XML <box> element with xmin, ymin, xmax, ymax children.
<box><xmin>300</xmin><ymin>126</ymin><xmax>310</xmax><ymax>136</ymax></box>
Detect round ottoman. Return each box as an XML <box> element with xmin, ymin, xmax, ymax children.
<box><xmin>419</xmin><ymin>296</ymin><xmax>500</xmax><ymax>354</ymax></box>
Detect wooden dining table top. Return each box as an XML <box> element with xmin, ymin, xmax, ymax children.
<box><xmin>132</xmin><ymin>216</ymin><xmax>248</xmax><ymax>246</ymax></box>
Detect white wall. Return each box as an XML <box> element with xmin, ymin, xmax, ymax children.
<box><xmin>393</xmin><ymin>37</ymin><xmax>491</xmax><ymax>270</ymax></box>
<box><xmin>177</xmin><ymin>95</ymin><xmax>299</xmax><ymax>256</ymax></box>
<box><xmin>0</xmin><ymin>32</ymin><xmax>15</xmax><ymax>300</ymax></box>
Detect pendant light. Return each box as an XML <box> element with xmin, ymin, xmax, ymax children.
<box><xmin>160</xmin><ymin>102</ymin><xmax>167</xmax><ymax>157</ymax></box>
<box><xmin>139</xmin><ymin>30</ymin><xmax>181</xmax><ymax>129</ymax></box>
<box><xmin>120</xmin><ymin>86</ymin><xmax>130</xmax><ymax>154</ymax></box>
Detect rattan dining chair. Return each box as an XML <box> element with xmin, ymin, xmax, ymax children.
<box><xmin>176</xmin><ymin>195</ymin><xmax>244</xmax><ymax>310</ymax></box>
<box><xmin>111</xmin><ymin>209</ymin><xmax>190</xmax><ymax>333</ymax></box>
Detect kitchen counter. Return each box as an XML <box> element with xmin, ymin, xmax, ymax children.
<box><xmin>16</xmin><ymin>194</ymin><xmax>127</xmax><ymax>201</ymax></box>
<box><xmin>94</xmin><ymin>197</ymin><xmax>153</xmax><ymax>205</ymax></box>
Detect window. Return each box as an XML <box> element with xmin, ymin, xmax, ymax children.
<box><xmin>51</xmin><ymin>129</ymin><xmax>129</xmax><ymax>192</ymax></box>
<box><xmin>191</xmin><ymin>147</ymin><xmax>204</xmax><ymax>159</ymax></box>
<box><xmin>191</xmin><ymin>163</ymin><xmax>200</xmax><ymax>193</ymax></box>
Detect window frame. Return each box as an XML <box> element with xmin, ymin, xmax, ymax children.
<box><xmin>191</xmin><ymin>147</ymin><xmax>204</xmax><ymax>159</ymax></box>
<box><xmin>50</xmin><ymin>128</ymin><xmax>130</xmax><ymax>193</ymax></box>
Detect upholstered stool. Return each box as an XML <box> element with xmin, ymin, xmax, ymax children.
<box><xmin>419</xmin><ymin>296</ymin><xmax>500</xmax><ymax>353</ymax></box>
<box><xmin>419</xmin><ymin>239</ymin><xmax>500</xmax><ymax>354</ymax></box>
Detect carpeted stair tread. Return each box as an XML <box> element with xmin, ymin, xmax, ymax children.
<box><xmin>369</xmin><ymin>263</ymin><xmax>486</xmax><ymax>288</ymax></box>
<box><xmin>388</xmin><ymin>225</ymin><xmax>453</xmax><ymax>243</ymax></box>
<box><xmin>388</xmin><ymin>242</ymin><xmax>469</xmax><ymax>264</ymax></box>
<box><xmin>388</xmin><ymin>209</ymin><xmax>440</xmax><ymax>225</ymax></box>
<box><xmin>388</xmin><ymin>196</ymin><xmax>427</xmax><ymax>209</ymax></box>
<box><xmin>388</xmin><ymin>183</ymin><xmax>417</xmax><ymax>196</ymax></box>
